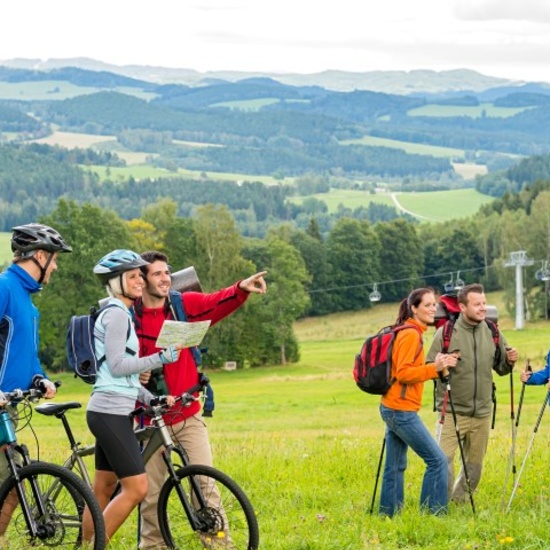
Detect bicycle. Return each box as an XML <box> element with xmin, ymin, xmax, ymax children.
<box><xmin>0</xmin><ymin>387</ymin><xmax>106</xmax><ymax>549</ymax></box>
<box><xmin>35</xmin><ymin>381</ymin><xmax>259</xmax><ymax>549</ymax></box>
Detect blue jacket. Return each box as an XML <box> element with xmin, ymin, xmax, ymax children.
<box><xmin>0</xmin><ymin>263</ymin><xmax>48</xmax><ymax>391</ymax></box>
<box><xmin>525</xmin><ymin>354</ymin><xmax>550</xmax><ymax>386</ymax></box>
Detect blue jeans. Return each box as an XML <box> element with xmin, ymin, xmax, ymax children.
<box><xmin>379</xmin><ymin>404</ymin><xmax>448</xmax><ymax>516</ymax></box>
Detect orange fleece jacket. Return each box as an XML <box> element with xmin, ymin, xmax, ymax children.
<box><xmin>380</xmin><ymin>318</ymin><xmax>438</xmax><ymax>412</ymax></box>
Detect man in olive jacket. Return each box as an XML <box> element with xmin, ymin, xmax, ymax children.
<box><xmin>426</xmin><ymin>283</ymin><xmax>518</xmax><ymax>502</ymax></box>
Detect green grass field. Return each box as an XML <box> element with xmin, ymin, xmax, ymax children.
<box><xmin>288</xmin><ymin>187</ymin><xmax>494</xmax><ymax>221</ymax></box>
<box><xmin>0</xmin><ymin>81</ymin><xmax>156</xmax><ymax>101</ymax></box>
<box><xmin>0</xmin><ymin>232</ymin><xmax>11</xmax><ymax>267</ymax></box>
<box><xmin>341</xmin><ymin>135</ymin><xmax>466</xmax><ymax>159</ymax></box>
<box><xmin>394</xmin><ymin>189</ymin><xmax>494</xmax><ymax>221</ymax></box>
<box><xmin>407</xmin><ymin>103</ymin><xmax>532</xmax><ymax>119</ymax></box>
<box><xmin>9</xmin><ymin>293</ymin><xmax>550</xmax><ymax>549</ymax></box>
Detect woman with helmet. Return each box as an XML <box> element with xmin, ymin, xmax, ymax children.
<box><xmin>82</xmin><ymin>249</ymin><xmax>181</xmax><ymax>546</ymax></box>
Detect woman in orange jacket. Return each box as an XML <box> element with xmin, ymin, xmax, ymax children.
<box><xmin>379</xmin><ymin>287</ymin><xmax>457</xmax><ymax>517</ymax></box>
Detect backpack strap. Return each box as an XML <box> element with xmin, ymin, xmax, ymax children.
<box><xmin>394</xmin><ymin>324</ymin><xmax>424</xmax><ymax>361</ymax></box>
<box><xmin>485</xmin><ymin>319</ymin><xmax>501</xmax><ymax>365</ymax></box>
<box><xmin>393</xmin><ymin>324</ymin><xmax>424</xmax><ymax>398</ymax></box>
<box><xmin>168</xmin><ymin>290</ymin><xmax>202</xmax><ymax>367</ymax></box>
<box><xmin>95</xmin><ymin>303</ymin><xmax>134</xmax><ymax>365</ymax></box>
<box><xmin>441</xmin><ymin>319</ymin><xmax>455</xmax><ymax>354</ymax></box>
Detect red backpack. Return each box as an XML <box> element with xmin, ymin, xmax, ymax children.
<box><xmin>435</xmin><ymin>293</ymin><xmax>500</xmax><ymax>357</ymax></box>
<box><xmin>353</xmin><ymin>324</ymin><xmax>423</xmax><ymax>395</ymax></box>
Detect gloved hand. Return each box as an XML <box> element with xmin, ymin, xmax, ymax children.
<box><xmin>159</xmin><ymin>347</ymin><xmax>181</xmax><ymax>364</ymax></box>
<box><xmin>32</xmin><ymin>376</ymin><xmax>57</xmax><ymax>398</ymax></box>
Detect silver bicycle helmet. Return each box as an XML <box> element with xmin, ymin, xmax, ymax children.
<box><xmin>93</xmin><ymin>249</ymin><xmax>149</xmax><ymax>285</ymax></box>
<box><xmin>11</xmin><ymin>223</ymin><xmax>72</xmax><ymax>256</ymax></box>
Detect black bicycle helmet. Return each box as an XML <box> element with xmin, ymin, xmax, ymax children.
<box><xmin>93</xmin><ymin>249</ymin><xmax>149</xmax><ymax>285</ymax></box>
<box><xmin>11</xmin><ymin>223</ymin><xmax>72</xmax><ymax>256</ymax></box>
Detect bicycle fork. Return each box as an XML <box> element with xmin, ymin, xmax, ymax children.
<box><xmin>4</xmin><ymin>445</ymin><xmax>55</xmax><ymax>541</ymax></box>
<box><xmin>155</xmin><ymin>417</ymin><xmax>212</xmax><ymax>533</ymax></box>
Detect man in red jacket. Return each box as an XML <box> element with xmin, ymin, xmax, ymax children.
<box><xmin>134</xmin><ymin>250</ymin><xmax>266</xmax><ymax>549</ymax></box>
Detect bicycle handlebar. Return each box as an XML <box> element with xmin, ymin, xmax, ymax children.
<box><xmin>0</xmin><ymin>381</ymin><xmax>62</xmax><ymax>406</ymax></box>
<box><xmin>132</xmin><ymin>377</ymin><xmax>210</xmax><ymax>417</ymax></box>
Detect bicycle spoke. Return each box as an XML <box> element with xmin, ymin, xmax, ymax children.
<box><xmin>0</xmin><ymin>462</ymin><xmax>105</xmax><ymax>549</ymax></box>
<box><xmin>158</xmin><ymin>465</ymin><xmax>258</xmax><ymax>550</ymax></box>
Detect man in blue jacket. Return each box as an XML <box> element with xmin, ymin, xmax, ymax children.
<box><xmin>0</xmin><ymin>223</ymin><xmax>72</xmax><ymax>488</ymax></box>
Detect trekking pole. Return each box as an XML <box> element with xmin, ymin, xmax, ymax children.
<box><xmin>491</xmin><ymin>382</ymin><xmax>497</xmax><ymax>429</ymax></box>
<box><xmin>506</xmin><ymin>387</ymin><xmax>550</xmax><ymax>512</ymax></box>
<box><xmin>436</xmin><ymin>382</ymin><xmax>450</xmax><ymax>444</ymax></box>
<box><xmin>445</xmin><ymin>375</ymin><xmax>476</xmax><ymax>515</ymax></box>
<box><xmin>369</xmin><ymin>436</ymin><xmax>386</xmax><ymax>515</ymax></box>
<box><xmin>500</xmin><ymin>360</ymin><xmax>530</xmax><ymax>509</ymax></box>
<box><xmin>515</xmin><ymin>360</ymin><xmax>532</xmax><ymax>429</ymax></box>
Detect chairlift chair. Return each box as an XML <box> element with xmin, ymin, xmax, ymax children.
<box><xmin>535</xmin><ymin>261</ymin><xmax>550</xmax><ymax>282</ymax></box>
<box><xmin>369</xmin><ymin>283</ymin><xmax>381</xmax><ymax>302</ymax></box>
<box><xmin>443</xmin><ymin>273</ymin><xmax>455</xmax><ymax>293</ymax></box>
<box><xmin>454</xmin><ymin>271</ymin><xmax>465</xmax><ymax>290</ymax></box>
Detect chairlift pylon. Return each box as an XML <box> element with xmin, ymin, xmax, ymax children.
<box><xmin>369</xmin><ymin>283</ymin><xmax>381</xmax><ymax>302</ymax></box>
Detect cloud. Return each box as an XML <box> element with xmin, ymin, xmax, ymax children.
<box><xmin>454</xmin><ymin>0</ymin><xmax>550</xmax><ymax>23</ymax></box>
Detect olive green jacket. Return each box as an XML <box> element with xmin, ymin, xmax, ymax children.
<box><xmin>426</xmin><ymin>315</ymin><xmax>513</xmax><ymax>418</ymax></box>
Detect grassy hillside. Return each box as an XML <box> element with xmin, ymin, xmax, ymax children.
<box><xmin>288</xmin><ymin>187</ymin><xmax>494</xmax><ymax>221</ymax></box>
<box><xmin>17</xmin><ymin>290</ymin><xmax>550</xmax><ymax>549</ymax></box>
<box><xmin>342</xmin><ymin>135</ymin><xmax>466</xmax><ymax>158</ymax></box>
<box><xmin>407</xmin><ymin>103</ymin><xmax>532</xmax><ymax>119</ymax></box>
<box><xmin>0</xmin><ymin>232</ymin><xmax>10</xmax><ymax>266</ymax></box>
<box><xmin>0</xmin><ymin>80</ymin><xmax>155</xmax><ymax>101</ymax></box>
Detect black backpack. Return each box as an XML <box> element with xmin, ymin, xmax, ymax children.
<box><xmin>353</xmin><ymin>324</ymin><xmax>423</xmax><ymax>395</ymax></box>
<box><xmin>66</xmin><ymin>304</ymin><xmax>133</xmax><ymax>384</ymax></box>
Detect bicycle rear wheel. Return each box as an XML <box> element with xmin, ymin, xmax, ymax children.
<box><xmin>158</xmin><ymin>464</ymin><xmax>259</xmax><ymax>550</ymax></box>
<box><xmin>0</xmin><ymin>461</ymin><xmax>105</xmax><ymax>549</ymax></box>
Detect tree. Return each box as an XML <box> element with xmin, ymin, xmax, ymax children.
<box><xmin>243</xmin><ymin>237</ymin><xmax>310</xmax><ymax>364</ymax></box>
<box><xmin>37</xmin><ymin>200</ymin><xmax>138</xmax><ymax>369</ymax></box>
<box><xmin>375</xmin><ymin>219</ymin><xmax>424</xmax><ymax>302</ymax></box>
<box><xmin>326</xmin><ymin>218</ymin><xmax>381</xmax><ymax>312</ymax></box>
<box><xmin>128</xmin><ymin>218</ymin><xmax>163</xmax><ymax>252</ymax></box>
<box><xmin>193</xmin><ymin>204</ymin><xmax>247</xmax><ymax>290</ymax></box>
<box><xmin>290</xmin><ymin>229</ymin><xmax>332</xmax><ymax>315</ymax></box>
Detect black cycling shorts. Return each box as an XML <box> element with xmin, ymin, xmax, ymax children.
<box><xmin>86</xmin><ymin>410</ymin><xmax>145</xmax><ymax>479</ymax></box>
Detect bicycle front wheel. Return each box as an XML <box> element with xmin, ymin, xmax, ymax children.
<box><xmin>158</xmin><ymin>464</ymin><xmax>259</xmax><ymax>550</ymax></box>
<box><xmin>0</xmin><ymin>461</ymin><xmax>106</xmax><ymax>549</ymax></box>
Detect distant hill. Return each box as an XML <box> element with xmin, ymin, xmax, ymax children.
<box><xmin>0</xmin><ymin>57</ymin><xmax>520</xmax><ymax>95</ymax></box>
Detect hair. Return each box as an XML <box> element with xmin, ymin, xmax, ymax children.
<box><xmin>394</xmin><ymin>287</ymin><xmax>434</xmax><ymax>326</ymax></box>
<box><xmin>106</xmin><ymin>274</ymin><xmax>123</xmax><ymax>298</ymax></box>
<box><xmin>139</xmin><ymin>250</ymin><xmax>168</xmax><ymax>277</ymax></box>
<box><xmin>457</xmin><ymin>283</ymin><xmax>484</xmax><ymax>306</ymax></box>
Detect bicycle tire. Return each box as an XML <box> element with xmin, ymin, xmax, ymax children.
<box><xmin>0</xmin><ymin>461</ymin><xmax>106</xmax><ymax>549</ymax></box>
<box><xmin>158</xmin><ymin>464</ymin><xmax>259</xmax><ymax>550</ymax></box>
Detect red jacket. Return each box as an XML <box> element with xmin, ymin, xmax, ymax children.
<box><xmin>134</xmin><ymin>282</ymin><xmax>249</xmax><ymax>424</ymax></box>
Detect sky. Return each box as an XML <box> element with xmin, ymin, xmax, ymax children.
<box><xmin>2</xmin><ymin>0</ymin><xmax>550</xmax><ymax>83</ymax></box>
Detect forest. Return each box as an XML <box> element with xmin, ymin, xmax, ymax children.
<box><xmin>18</xmin><ymin>173</ymin><xmax>550</xmax><ymax>375</ymax></box>
<box><xmin>3</xmin><ymin>65</ymin><xmax>550</xmax><ymax>183</ymax></box>
<box><xmin>2</xmin><ymin>66</ymin><xmax>550</xmax><ymax>374</ymax></box>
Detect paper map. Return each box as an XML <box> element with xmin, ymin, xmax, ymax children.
<box><xmin>155</xmin><ymin>320</ymin><xmax>211</xmax><ymax>348</ymax></box>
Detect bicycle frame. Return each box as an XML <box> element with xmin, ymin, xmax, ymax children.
<box><xmin>132</xmin><ymin>389</ymin><xmax>216</xmax><ymax>532</ymax></box>
<box><xmin>34</xmin><ymin>381</ymin><xmax>259</xmax><ymax>548</ymax></box>
<box><xmin>37</xmin><ymin>382</ymin><xmax>212</xmax><ymax>529</ymax></box>
<box><xmin>1</xmin><ymin>392</ymin><xmax>83</xmax><ymax>540</ymax></box>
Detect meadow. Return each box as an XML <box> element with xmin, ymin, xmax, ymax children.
<box><xmin>287</xmin><ymin>188</ymin><xmax>494</xmax><ymax>221</ymax></box>
<box><xmin>406</xmin><ymin>103</ymin><xmax>532</xmax><ymax>119</ymax></box>
<box><xmin>0</xmin><ymin>81</ymin><xmax>155</xmax><ymax>102</ymax></box>
<box><xmin>12</xmin><ymin>293</ymin><xmax>550</xmax><ymax>549</ymax></box>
